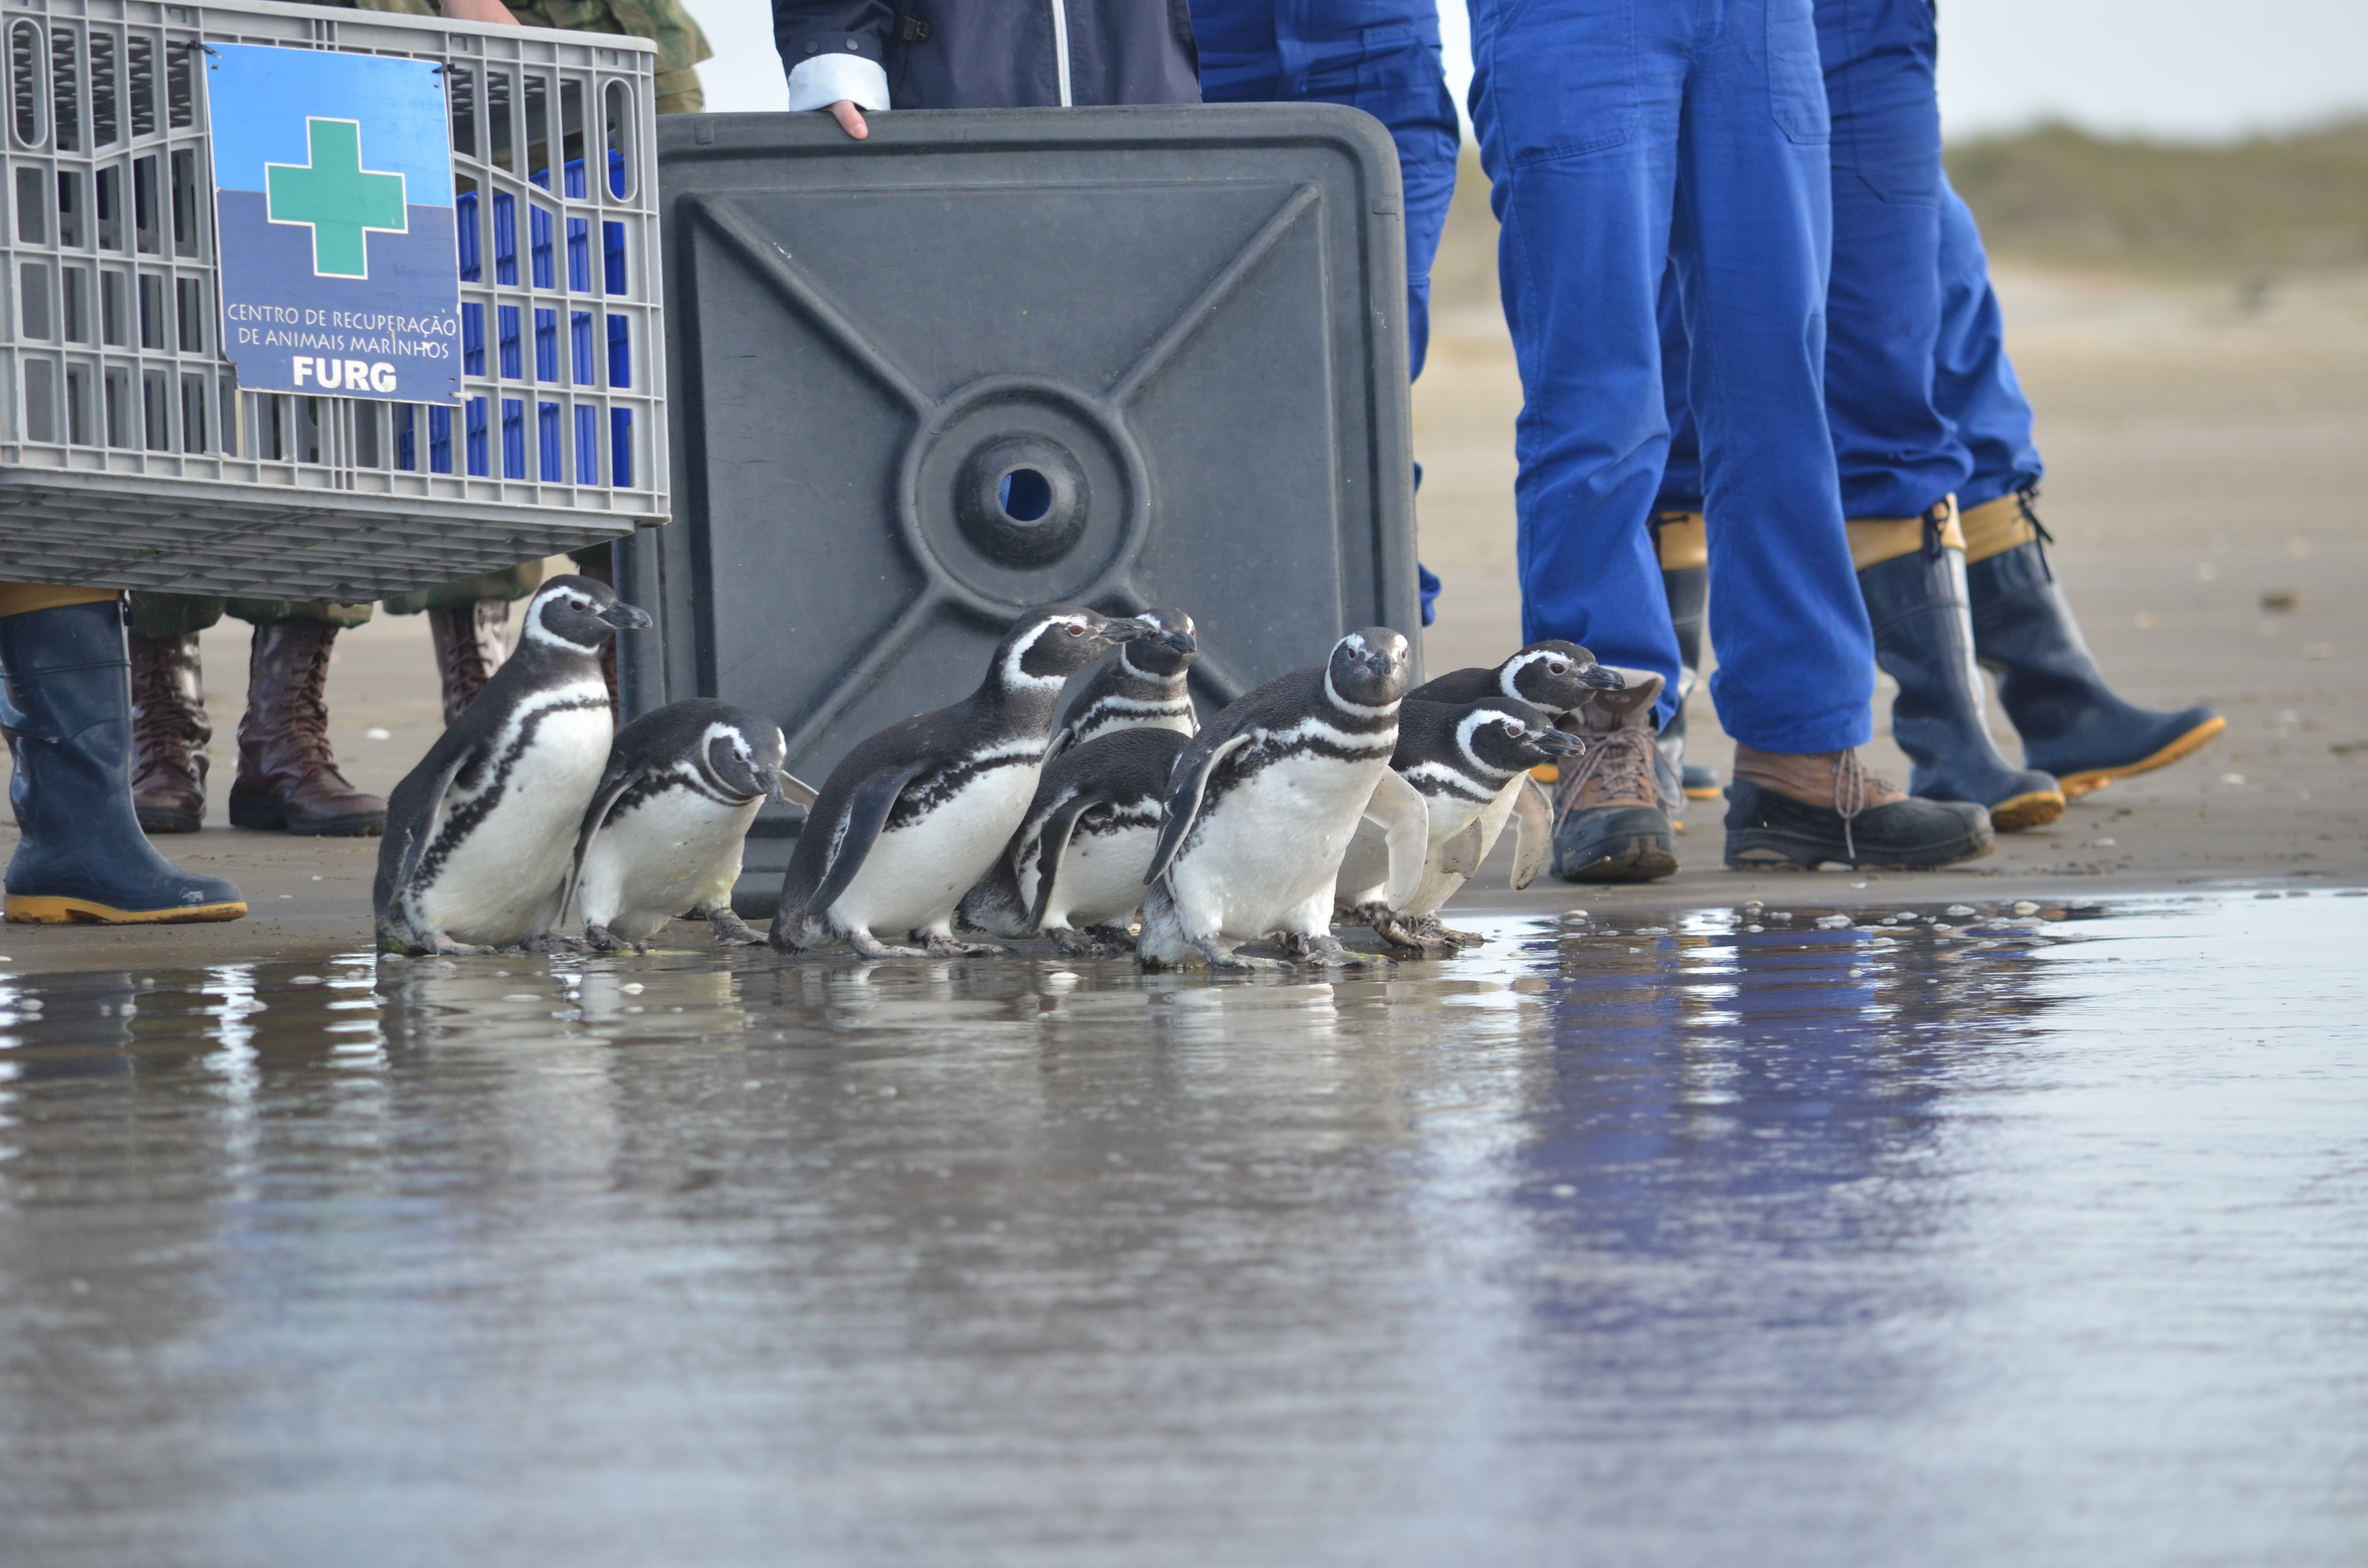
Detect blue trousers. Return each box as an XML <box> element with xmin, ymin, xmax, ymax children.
<box><xmin>1471</xmin><ymin>0</ymin><xmax>1872</xmax><ymax>749</ymax></box>
<box><xmin>1194</xmin><ymin>0</ymin><xmax>1460</xmax><ymax>622</ymax></box>
<box><xmin>1662</xmin><ymin>0</ymin><xmax>2044</xmax><ymax>519</ymax></box>
<box><xmin>1193</xmin><ymin>0</ymin><xmax>1460</xmax><ymax>382</ymax></box>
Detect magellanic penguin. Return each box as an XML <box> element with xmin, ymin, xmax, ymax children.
<box><xmin>1406</xmin><ymin>638</ymin><xmax>1626</xmax><ymax>727</ymax></box>
<box><xmin>566</xmin><ymin>698</ymin><xmax>816</xmax><ymax>952</ymax></box>
<box><xmin>771</xmin><ymin>606</ymin><xmax>1155</xmax><ymax>960</ymax></box>
<box><xmin>1333</xmin><ymin>697</ymin><xmax>1583</xmax><ymax>953</ymax></box>
<box><xmin>1045</xmin><ymin>605</ymin><xmax>1199</xmax><ymax>760</ymax></box>
<box><xmin>1138</xmin><ymin>627</ymin><xmax>1423</xmax><ymax>971</ymax></box>
<box><xmin>374</xmin><ymin>576</ymin><xmax>652</xmax><ymax>956</ymax></box>
<box><xmin>958</xmin><ymin>726</ymin><xmax>1189</xmax><ymax>956</ymax></box>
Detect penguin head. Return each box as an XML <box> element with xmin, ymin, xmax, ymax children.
<box><xmin>1118</xmin><ymin>606</ymin><xmax>1198</xmax><ymax>679</ymax></box>
<box><xmin>522</xmin><ymin>574</ymin><xmax>653</xmax><ymax>655</ymax></box>
<box><xmin>1326</xmin><ymin>627</ymin><xmax>1412</xmax><ymax>713</ymax></box>
<box><xmin>1454</xmin><ymin>698</ymin><xmax>1585</xmax><ymax>777</ymax></box>
<box><xmin>999</xmin><ymin>605</ymin><xmax>1155</xmax><ymax>688</ymax></box>
<box><xmin>1501</xmin><ymin>640</ymin><xmax>1624</xmax><ymax>716</ymax></box>
<box><xmin>703</xmin><ymin>714</ymin><xmax>789</xmax><ymax>805</ymax></box>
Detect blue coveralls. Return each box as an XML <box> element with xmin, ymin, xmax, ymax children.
<box><xmin>1190</xmin><ymin>0</ymin><xmax>1460</xmax><ymax>621</ymax></box>
<box><xmin>1660</xmin><ymin>1</ymin><xmax>2044</xmax><ymax>521</ymax></box>
<box><xmin>1469</xmin><ymin>0</ymin><xmax>1873</xmax><ymax>751</ymax></box>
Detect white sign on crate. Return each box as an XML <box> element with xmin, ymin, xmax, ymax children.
<box><xmin>205</xmin><ymin>45</ymin><xmax>462</xmax><ymax>401</ymax></box>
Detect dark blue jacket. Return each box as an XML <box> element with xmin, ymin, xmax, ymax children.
<box><xmin>775</xmin><ymin>0</ymin><xmax>1201</xmax><ymax>110</ymax></box>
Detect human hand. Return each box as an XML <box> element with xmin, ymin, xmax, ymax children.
<box><xmin>828</xmin><ymin>100</ymin><xmax>869</xmax><ymax>140</ymax></box>
<box><xmin>441</xmin><ymin>0</ymin><xmax>521</xmax><ymax>24</ymax></box>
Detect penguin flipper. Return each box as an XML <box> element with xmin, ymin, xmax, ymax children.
<box><xmin>808</xmin><ymin>758</ymin><xmax>934</xmax><ymax>916</ymax></box>
<box><xmin>387</xmin><ymin>750</ymin><xmax>474</xmax><ymax>901</ymax></box>
<box><xmin>1436</xmin><ymin>820</ymin><xmax>1486</xmax><ymax>879</ymax></box>
<box><xmin>1507</xmin><ymin>775</ymin><xmax>1554</xmax><ymax>891</ymax></box>
<box><xmin>775</xmin><ymin>771</ymin><xmax>819</xmax><ymax>808</ymax></box>
<box><xmin>1145</xmin><ymin>729</ymin><xmax>1254</xmax><ymax>886</ymax></box>
<box><xmin>1363</xmin><ymin>769</ymin><xmax>1430</xmax><ymax>911</ymax></box>
<box><xmin>563</xmin><ymin>757</ymin><xmax>650</xmax><ymax>922</ymax></box>
<box><xmin>1026</xmin><ymin>786</ymin><xmax>1107</xmax><ymax>932</ymax></box>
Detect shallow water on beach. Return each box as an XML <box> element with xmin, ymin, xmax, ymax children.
<box><xmin>2</xmin><ymin>891</ymin><xmax>2365</xmax><ymax>1566</ymax></box>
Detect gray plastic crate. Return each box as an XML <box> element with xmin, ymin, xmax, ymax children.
<box><xmin>620</xmin><ymin>106</ymin><xmax>1419</xmax><ymax>912</ymax></box>
<box><xmin>0</xmin><ymin>0</ymin><xmax>666</xmax><ymax>600</ymax></box>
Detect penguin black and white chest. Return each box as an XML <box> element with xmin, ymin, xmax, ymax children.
<box><xmin>772</xmin><ymin>605</ymin><xmax>1154</xmax><ymax>960</ymax></box>
<box><xmin>1047</xmin><ymin>606</ymin><xmax>1199</xmax><ymax>758</ymax></box>
<box><xmin>374</xmin><ymin>576</ymin><xmax>652</xmax><ymax>955</ymax></box>
<box><xmin>1138</xmin><ymin>628</ymin><xmax>1412</xmax><ymax>970</ymax></box>
<box><xmin>1407</xmin><ymin>639</ymin><xmax>1625</xmax><ymax>724</ymax></box>
<box><xmin>1335</xmin><ymin>697</ymin><xmax>1582</xmax><ymax>939</ymax></box>
<box><xmin>570</xmin><ymin>698</ymin><xmax>812</xmax><ymax>950</ymax></box>
<box><xmin>958</xmin><ymin>725</ymin><xmax>1188</xmax><ymax>955</ymax></box>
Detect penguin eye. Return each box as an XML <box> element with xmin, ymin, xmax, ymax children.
<box><xmin>1066</xmin><ymin>623</ymin><xmax>1085</xmax><ymax>637</ymax></box>
<box><xmin>1547</xmin><ymin>662</ymin><xmax>1569</xmax><ymax>675</ymax></box>
<box><xmin>1504</xmin><ymin>722</ymin><xmax>1526</xmax><ymax>738</ymax></box>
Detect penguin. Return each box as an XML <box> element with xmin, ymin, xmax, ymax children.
<box><xmin>566</xmin><ymin>698</ymin><xmax>818</xmax><ymax>952</ymax></box>
<box><xmin>958</xmin><ymin>726</ymin><xmax>1189</xmax><ymax>956</ymax></box>
<box><xmin>1045</xmin><ymin>605</ymin><xmax>1199</xmax><ymax>760</ymax></box>
<box><xmin>771</xmin><ymin>605</ymin><xmax>1155</xmax><ymax>960</ymax></box>
<box><xmin>1137</xmin><ymin>627</ymin><xmax>1425</xmax><ymax>971</ymax></box>
<box><xmin>1406</xmin><ymin>639</ymin><xmax>1625</xmax><ymax>723</ymax></box>
<box><xmin>374</xmin><ymin>575</ymin><xmax>652</xmax><ymax>956</ymax></box>
<box><xmin>1333</xmin><ymin>697</ymin><xmax>1583</xmax><ymax>953</ymax></box>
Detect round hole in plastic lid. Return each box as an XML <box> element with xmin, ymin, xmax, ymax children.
<box><xmin>999</xmin><ymin>468</ymin><xmax>1053</xmax><ymax>523</ymax></box>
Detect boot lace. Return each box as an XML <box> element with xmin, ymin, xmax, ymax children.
<box><xmin>1829</xmin><ymin>750</ymin><xmax>1899</xmax><ymax>862</ymax></box>
<box><xmin>129</xmin><ymin>646</ymin><xmax>204</xmax><ymax>774</ymax></box>
<box><xmin>1553</xmin><ymin>726</ymin><xmax>1661</xmax><ymax>830</ymax></box>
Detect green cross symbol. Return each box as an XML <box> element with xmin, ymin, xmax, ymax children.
<box><xmin>265</xmin><ymin>118</ymin><xmax>407</xmax><ymax>279</ymax></box>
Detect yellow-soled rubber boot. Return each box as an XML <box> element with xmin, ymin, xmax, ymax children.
<box><xmin>0</xmin><ymin>597</ymin><xmax>246</xmax><ymax>924</ymax></box>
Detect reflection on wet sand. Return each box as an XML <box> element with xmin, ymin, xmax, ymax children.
<box><xmin>0</xmin><ymin>894</ymin><xmax>2362</xmax><ymax>1566</ymax></box>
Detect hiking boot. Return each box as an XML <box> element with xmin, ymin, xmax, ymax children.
<box><xmin>0</xmin><ymin>600</ymin><xmax>245</xmax><ymax>924</ymax></box>
<box><xmin>1967</xmin><ymin>499</ymin><xmax>2223</xmax><ymax>797</ymax></box>
<box><xmin>1723</xmin><ymin>744</ymin><xmax>1993</xmax><ymax>871</ymax></box>
<box><xmin>1552</xmin><ymin>669</ymin><xmax>1677</xmax><ymax>882</ymax></box>
<box><xmin>129</xmin><ymin>630</ymin><xmax>210</xmax><ymax>833</ymax></box>
<box><xmin>227</xmin><ymin>621</ymin><xmax>387</xmax><ymax>836</ymax></box>
<box><xmin>429</xmin><ymin>599</ymin><xmax>512</xmax><ymax>727</ymax></box>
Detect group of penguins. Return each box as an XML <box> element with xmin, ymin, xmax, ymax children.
<box><xmin>372</xmin><ymin>575</ymin><xmax>1626</xmax><ymax>969</ymax></box>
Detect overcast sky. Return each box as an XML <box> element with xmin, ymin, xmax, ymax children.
<box><xmin>684</xmin><ymin>0</ymin><xmax>2368</xmax><ymax>142</ymax></box>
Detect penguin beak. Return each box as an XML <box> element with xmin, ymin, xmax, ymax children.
<box><xmin>1582</xmin><ymin>664</ymin><xmax>1626</xmax><ymax>690</ymax></box>
<box><xmin>1160</xmin><ymin>629</ymin><xmax>1198</xmax><ymax>658</ymax></box>
<box><xmin>600</xmin><ymin>601</ymin><xmax>654</xmax><ymax>630</ymax></box>
<box><xmin>1532</xmin><ymin>728</ymin><xmax>1586</xmax><ymax>759</ymax></box>
<box><xmin>1104</xmin><ymin>616</ymin><xmax>1156</xmax><ymax>642</ymax></box>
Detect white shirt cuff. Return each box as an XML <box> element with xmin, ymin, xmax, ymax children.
<box><xmin>785</xmin><ymin>54</ymin><xmax>890</xmax><ymax>113</ymax></box>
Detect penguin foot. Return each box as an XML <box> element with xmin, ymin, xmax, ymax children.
<box><xmin>845</xmin><ymin>930</ymin><xmax>928</xmax><ymax>959</ymax></box>
<box><xmin>1354</xmin><ymin>901</ymin><xmax>1436</xmax><ymax>953</ymax></box>
<box><xmin>419</xmin><ymin>931</ymin><xmax>496</xmax><ymax>957</ymax></box>
<box><xmin>1279</xmin><ymin>931</ymin><xmax>1371</xmax><ymax>969</ymax></box>
<box><xmin>1185</xmin><ymin>934</ymin><xmax>1269</xmax><ymax>971</ymax></box>
<box><xmin>704</xmin><ymin>906</ymin><xmax>765</xmax><ymax>946</ymax></box>
<box><xmin>1048</xmin><ymin>925</ymin><xmax>1133</xmax><ymax>957</ymax></box>
<box><xmin>922</xmin><ymin>931</ymin><xmax>1005</xmax><ymax>958</ymax></box>
<box><xmin>1407</xmin><ymin>914</ymin><xmax>1487</xmax><ymax>950</ymax></box>
<box><xmin>583</xmin><ymin>922</ymin><xmax>645</xmax><ymax>954</ymax></box>
<box><xmin>521</xmin><ymin>932</ymin><xmax>591</xmax><ymax>956</ymax></box>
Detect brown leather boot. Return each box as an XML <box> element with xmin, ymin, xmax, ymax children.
<box><xmin>128</xmin><ymin>632</ymin><xmax>209</xmax><ymax>833</ymax></box>
<box><xmin>227</xmin><ymin>622</ymin><xmax>387</xmax><ymax>836</ymax></box>
<box><xmin>429</xmin><ymin>599</ymin><xmax>511</xmax><ymax>727</ymax></box>
<box><xmin>1724</xmin><ymin>743</ymin><xmax>1992</xmax><ymax>870</ymax></box>
<box><xmin>1551</xmin><ymin>669</ymin><xmax>1678</xmax><ymax>882</ymax></box>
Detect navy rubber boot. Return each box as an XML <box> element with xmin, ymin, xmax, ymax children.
<box><xmin>0</xmin><ymin>600</ymin><xmax>247</xmax><ymax>924</ymax></box>
<box><xmin>1659</xmin><ymin>563</ymin><xmax>1721</xmax><ymax>805</ymax></box>
<box><xmin>1860</xmin><ymin>542</ymin><xmax>2065</xmax><ymax>831</ymax></box>
<box><xmin>1969</xmin><ymin>538</ymin><xmax>2225</xmax><ymax>798</ymax></box>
